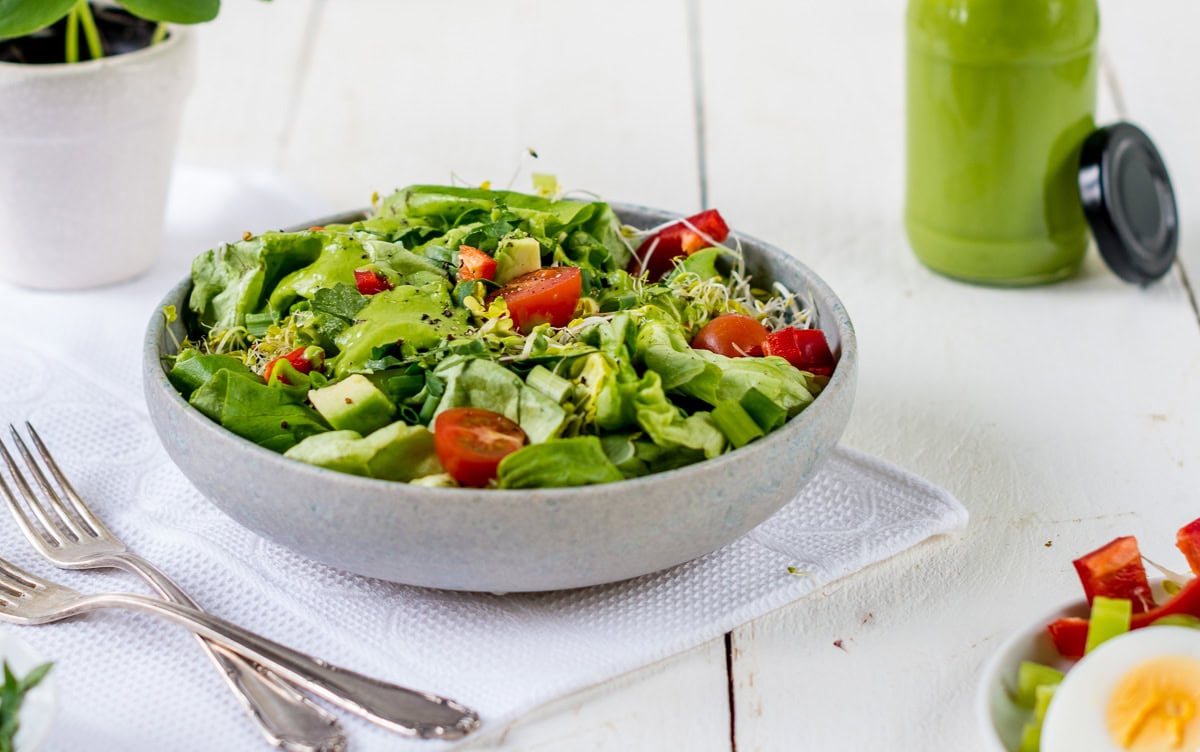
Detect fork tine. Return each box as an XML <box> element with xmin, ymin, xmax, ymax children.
<box><xmin>23</xmin><ymin>423</ymin><xmax>108</xmax><ymax>538</ymax></box>
<box><xmin>7</xmin><ymin>426</ymin><xmax>90</xmax><ymax>542</ymax></box>
<box><xmin>0</xmin><ymin>436</ymin><xmax>70</xmax><ymax>547</ymax></box>
<box><xmin>0</xmin><ymin>454</ymin><xmax>53</xmax><ymax>556</ymax></box>
<box><xmin>0</xmin><ymin>555</ymin><xmax>44</xmax><ymax>592</ymax></box>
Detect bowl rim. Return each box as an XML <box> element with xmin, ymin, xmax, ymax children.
<box><xmin>144</xmin><ymin>201</ymin><xmax>857</xmax><ymax>499</ymax></box>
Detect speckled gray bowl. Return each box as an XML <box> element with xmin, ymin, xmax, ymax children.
<box><xmin>144</xmin><ymin>204</ymin><xmax>857</xmax><ymax>592</ymax></box>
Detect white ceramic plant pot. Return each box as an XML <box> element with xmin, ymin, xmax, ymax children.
<box><xmin>0</xmin><ymin>27</ymin><xmax>194</xmax><ymax>290</ymax></box>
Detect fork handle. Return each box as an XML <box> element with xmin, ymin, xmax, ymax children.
<box><xmin>106</xmin><ymin>554</ymin><xmax>345</xmax><ymax>752</ymax></box>
<box><xmin>73</xmin><ymin>592</ymin><xmax>480</xmax><ymax>740</ymax></box>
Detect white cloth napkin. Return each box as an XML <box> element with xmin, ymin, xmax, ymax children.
<box><xmin>0</xmin><ymin>167</ymin><xmax>968</xmax><ymax>751</ymax></box>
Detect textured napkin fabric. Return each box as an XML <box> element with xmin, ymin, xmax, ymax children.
<box><xmin>0</xmin><ymin>168</ymin><xmax>968</xmax><ymax>751</ymax></box>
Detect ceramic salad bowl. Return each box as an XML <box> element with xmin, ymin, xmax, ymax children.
<box><xmin>143</xmin><ymin>203</ymin><xmax>857</xmax><ymax>592</ymax></box>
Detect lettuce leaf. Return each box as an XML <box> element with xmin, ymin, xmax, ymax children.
<box><xmin>497</xmin><ymin>437</ymin><xmax>623</xmax><ymax>488</ymax></box>
<box><xmin>189</xmin><ymin>231</ymin><xmax>326</xmax><ymax>332</ymax></box>
<box><xmin>432</xmin><ymin>357</ymin><xmax>566</xmax><ymax>443</ymax></box>
<box><xmin>633</xmin><ymin>370</ymin><xmax>725</xmax><ymax>459</ymax></box>
<box><xmin>188</xmin><ymin>369</ymin><xmax>328</xmax><ymax>452</ymax></box>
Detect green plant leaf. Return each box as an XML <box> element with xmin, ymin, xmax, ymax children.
<box><xmin>0</xmin><ymin>0</ymin><xmax>77</xmax><ymax>39</ymax></box>
<box><xmin>116</xmin><ymin>0</ymin><xmax>220</xmax><ymax>24</ymax></box>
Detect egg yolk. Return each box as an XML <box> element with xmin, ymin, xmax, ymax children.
<box><xmin>1106</xmin><ymin>655</ymin><xmax>1200</xmax><ymax>751</ymax></box>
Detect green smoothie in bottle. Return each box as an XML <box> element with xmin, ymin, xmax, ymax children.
<box><xmin>905</xmin><ymin>0</ymin><xmax>1099</xmax><ymax>285</ymax></box>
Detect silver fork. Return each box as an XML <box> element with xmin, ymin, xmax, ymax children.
<box><xmin>0</xmin><ymin>423</ymin><xmax>480</xmax><ymax>741</ymax></box>
<box><xmin>0</xmin><ymin>547</ymin><xmax>479</xmax><ymax>739</ymax></box>
<box><xmin>0</xmin><ymin>424</ymin><xmax>345</xmax><ymax>751</ymax></box>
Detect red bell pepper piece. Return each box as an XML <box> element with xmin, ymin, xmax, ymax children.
<box><xmin>457</xmin><ymin>245</ymin><xmax>497</xmax><ymax>282</ymax></box>
<box><xmin>1048</xmin><ymin>576</ymin><xmax>1200</xmax><ymax>658</ymax></box>
<box><xmin>761</xmin><ymin>327</ymin><xmax>835</xmax><ymax>376</ymax></box>
<box><xmin>264</xmin><ymin>346</ymin><xmax>324</xmax><ymax>385</ymax></box>
<box><xmin>1177</xmin><ymin>518</ymin><xmax>1200</xmax><ymax>574</ymax></box>
<box><xmin>632</xmin><ymin>208</ymin><xmax>730</xmax><ymax>281</ymax></box>
<box><xmin>354</xmin><ymin>269</ymin><xmax>393</xmax><ymax>295</ymax></box>
<box><xmin>1072</xmin><ymin>536</ymin><xmax>1155</xmax><ymax>613</ymax></box>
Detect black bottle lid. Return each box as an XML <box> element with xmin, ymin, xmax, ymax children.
<box><xmin>1079</xmin><ymin>122</ymin><xmax>1178</xmax><ymax>285</ymax></box>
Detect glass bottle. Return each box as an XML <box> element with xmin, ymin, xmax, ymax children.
<box><xmin>905</xmin><ymin>0</ymin><xmax>1100</xmax><ymax>285</ymax></box>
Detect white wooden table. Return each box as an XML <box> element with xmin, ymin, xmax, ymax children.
<box><xmin>165</xmin><ymin>2</ymin><xmax>1200</xmax><ymax>749</ymax></box>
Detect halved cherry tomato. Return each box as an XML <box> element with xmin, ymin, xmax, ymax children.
<box><xmin>434</xmin><ymin>407</ymin><xmax>527</xmax><ymax>487</ymax></box>
<box><xmin>264</xmin><ymin>346</ymin><xmax>324</xmax><ymax>385</ymax></box>
<box><xmin>762</xmin><ymin>328</ymin><xmax>835</xmax><ymax>376</ymax></box>
<box><xmin>354</xmin><ymin>269</ymin><xmax>393</xmax><ymax>296</ymax></box>
<box><xmin>692</xmin><ymin>314</ymin><xmax>768</xmax><ymax>357</ymax></box>
<box><xmin>486</xmin><ymin>267</ymin><xmax>582</xmax><ymax>333</ymax></box>
<box><xmin>632</xmin><ymin>208</ymin><xmax>730</xmax><ymax>281</ymax></box>
<box><xmin>1178</xmin><ymin>519</ymin><xmax>1200</xmax><ymax>574</ymax></box>
<box><xmin>457</xmin><ymin>245</ymin><xmax>497</xmax><ymax>282</ymax></box>
<box><xmin>1072</xmin><ymin>536</ymin><xmax>1156</xmax><ymax>613</ymax></box>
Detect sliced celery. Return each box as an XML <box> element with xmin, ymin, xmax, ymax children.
<box><xmin>1033</xmin><ymin>684</ymin><xmax>1057</xmax><ymax>723</ymax></box>
<box><xmin>739</xmin><ymin>387</ymin><xmax>787</xmax><ymax>432</ymax></box>
<box><xmin>711</xmin><ymin>400</ymin><xmax>765</xmax><ymax>448</ymax></box>
<box><xmin>1015</xmin><ymin>661</ymin><xmax>1064</xmax><ymax>708</ymax></box>
<box><xmin>526</xmin><ymin>365</ymin><xmax>573</xmax><ymax>404</ymax></box>
<box><xmin>1017</xmin><ymin>719</ymin><xmax>1042</xmax><ymax>752</ymax></box>
<box><xmin>1084</xmin><ymin>596</ymin><xmax>1132</xmax><ymax>654</ymax></box>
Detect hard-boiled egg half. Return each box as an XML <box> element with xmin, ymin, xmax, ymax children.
<box><xmin>1041</xmin><ymin>626</ymin><xmax>1200</xmax><ymax>752</ymax></box>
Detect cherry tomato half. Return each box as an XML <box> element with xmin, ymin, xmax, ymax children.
<box><xmin>457</xmin><ymin>245</ymin><xmax>497</xmax><ymax>282</ymax></box>
<box><xmin>486</xmin><ymin>267</ymin><xmax>582</xmax><ymax>333</ymax></box>
<box><xmin>762</xmin><ymin>328</ymin><xmax>835</xmax><ymax>376</ymax></box>
<box><xmin>433</xmin><ymin>407</ymin><xmax>527</xmax><ymax>487</ymax></box>
<box><xmin>691</xmin><ymin>314</ymin><xmax>768</xmax><ymax>357</ymax></box>
<box><xmin>632</xmin><ymin>208</ymin><xmax>730</xmax><ymax>281</ymax></box>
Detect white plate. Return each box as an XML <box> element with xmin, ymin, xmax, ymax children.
<box><xmin>976</xmin><ymin>581</ymin><xmax>1170</xmax><ymax>751</ymax></box>
<box><xmin>0</xmin><ymin>630</ymin><xmax>57</xmax><ymax>752</ymax></box>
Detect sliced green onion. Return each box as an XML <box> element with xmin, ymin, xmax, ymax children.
<box><xmin>739</xmin><ymin>388</ymin><xmax>786</xmax><ymax>432</ymax></box>
<box><xmin>526</xmin><ymin>365</ymin><xmax>572</xmax><ymax>404</ymax></box>
<box><xmin>384</xmin><ymin>373</ymin><xmax>426</xmax><ymax>402</ymax></box>
<box><xmin>245</xmin><ymin>312</ymin><xmax>276</xmax><ymax>338</ymax></box>
<box><xmin>1084</xmin><ymin>596</ymin><xmax>1132</xmax><ymax>654</ymax></box>
<box><xmin>711</xmin><ymin>401</ymin><xmax>764</xmax><ymax>449</ymax></box>
<box><xmin>1015</xmin><ymin>661</ymin><xmax>1064</xmax><ymax>708</ymax></box>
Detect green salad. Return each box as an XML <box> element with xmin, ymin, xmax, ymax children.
<box><xmin>166</xmin><ymin>183</ymin><xmax>835</xmax><ymax>489</ymax></box>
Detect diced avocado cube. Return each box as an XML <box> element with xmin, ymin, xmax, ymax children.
<box><xmin>308</xmin><ymin>374</ymin><xmax>396</xmax><ymax>435</ymax></box>
<box><xmin>494</xmin><ymin>237</ymin><xmax>542</xmax><ymax>283</ymax></box>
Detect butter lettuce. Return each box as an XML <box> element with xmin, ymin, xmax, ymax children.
<box><xmin>432</xmin><ymin>357</ymin><xmax>566</xmax><ymax>444</ymax></box>
<box><xmin>331</xmin><ymin>283</ymin><xmax>469</xmax><ymax>376</ymax></box>
<box><xmin>497</xmin><ymin>437</ymin><xmax>623</xmax><ymax>489</ymax></box>
<box><xmin>283</xmin><ymin>422</ymin><xmax>442</xmax><ymax>481</ymax></box>
<box><xmin>188</xmin><ymin>369</ymin><xmax>328</xmax><ymax>452</ymax></box>
<box><xmin>189</xmin><ymin>231</ymin><xmax>326</xmax><ymax>332</ymax></box>
<box><xmin>176</xmin><ymin>184</ymin><xmax>830</xmax><ymax>489</ymax></box>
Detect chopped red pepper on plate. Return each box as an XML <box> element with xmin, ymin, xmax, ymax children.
<box><xmin>1048</xmin><ymin>577</ymin><xmax>1200</xmax><ymax>658</ymax></box>
<box><xmin>761</xmin><ymin>327</ymin><xmax>835</xmax><ymax>376</ymax></box>
<box><xmin>632</xmin><ymin>208</ymin><xmax>730</xmax><ymax>281</ymax></box>
<box><xmin>1046</xmin><ymin>517</ymin><xmax>1200</xmax><ymax>658</ymax></box>
<box><xmin>264</xmin><ymin>346</ymin><xmax>324</xmax><ymax>385</ymax></box>
<box><xmin>354</xmin><ymin>269</ymin><xmax>393</xmax><ymax>296</ymax></box>
<box><xmin>1072</xmin><ymin>536</ymin><xmax>1156</xmax><ymax>613</ymax></box>
<box><xmin>457</xmin><ymin>245</ymin><xmax>497</xmax><ymax>282</ymax></box>
<box><xmin>1177</xmin><ymin>518</ymin><xmax>1200</xmax><ymax>574</ymax></box>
